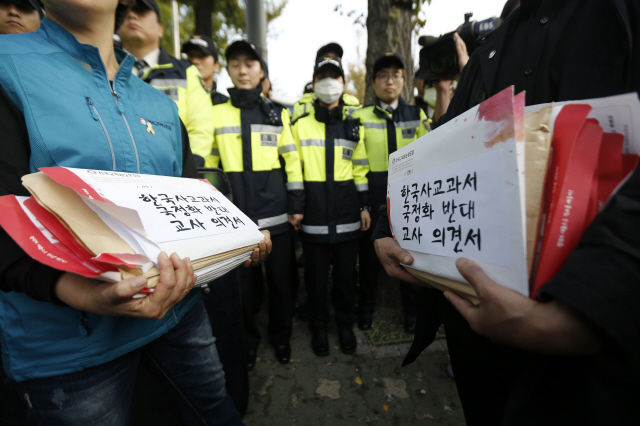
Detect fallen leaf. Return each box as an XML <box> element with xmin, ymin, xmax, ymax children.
<box><xmin>325</xmin><ymin>362</ymin><xmax>332</xmax><ymax>366</ymax></box>
<box><xmin>354</xmin><ymin>376</ymin><xmax>363</xmax><ymax>385</ymax></box>
<box><xmin>334</xmin><ymin>346</ymin><xmax>339</xmax><ymax>350</ymax></box>
<box><xmin>383</xmin><ymin>405</ymin><xmax>389</xmax><ymax>412</ymax></box>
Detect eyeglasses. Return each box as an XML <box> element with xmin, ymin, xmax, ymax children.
<box><xmin>375</xmin><ymin>72</ymin><xmax>403</xmax><ymax>82</ymax></box>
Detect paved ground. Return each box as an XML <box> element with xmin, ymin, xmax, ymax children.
<box><xmin>241</xmin><ymin>269</ymin><xmax>465</xmax><ymax>426</ymax></box>
<box><xmin>243</xmin><ymin>323</ymin><xmax>464</xmax><ymax>426</ymax></box>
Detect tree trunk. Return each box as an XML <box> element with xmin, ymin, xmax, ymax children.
<box><xmin>195</xmin><ymin>0</ymin><xmax>214</xmax><ymax>36</ymax></box>
<box><xmin>365</xmin><ymin>0</ymin><xmax>414</xmax><ymax>106</ymax></box>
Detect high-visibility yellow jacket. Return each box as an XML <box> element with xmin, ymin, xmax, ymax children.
<box><xmin>207</xmin><ymin>86</ymin><xmax>304</xmax><ymax>236</ymax></box>
<box><xmin>141</xmin><ymin>48</ymin><xmax>213</xmax><ymax>166</ymax></box>
<box><xmin>352</xmin><ymin>97</ymin><xmax>430</xmax><ymax>212</ymax></box>
<box><xmin>291</xmin><ymin>93</ymin><xmax>361</xmax><ymax>124</ymax></box>
<box><xmin>292</xmin><ymin>98</ymin><xmax>370</xmax><ymax>243</ymax></box>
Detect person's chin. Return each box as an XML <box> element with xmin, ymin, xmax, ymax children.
<box><xmin>0</xmin><ymin>25</ymin><xmax>25</xmax><ymax>34</ymax></box>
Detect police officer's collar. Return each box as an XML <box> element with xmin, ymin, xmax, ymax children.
<box><xmin>228</xmin><ymin>84</ymin><xmax>263</xmax><ymax>108</ymax></box>
<box><xmin>373</xmin><ymin>96</ymin><xmax>406</xmax><ymax>120</ymax></box>
<box><xmin>315</xmin><ymin>99</ymin><xmax>345</xmax><ymax>124</ymax></box>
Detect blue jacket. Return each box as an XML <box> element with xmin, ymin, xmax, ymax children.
<box><xmin>0</xmin><ymin>18</ymin><xmax>200</xmax><ymax>381</ymax></box>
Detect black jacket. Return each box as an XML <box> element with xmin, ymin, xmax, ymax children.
<box><xmin>374</xmin><ymin>0</ymin><xmax>640</xmax><ymax>424</ymax></box>
<box><xmin>143</xmin><ymin>46</ymin><xmax>190</xmax><ymax>85</ymax></box>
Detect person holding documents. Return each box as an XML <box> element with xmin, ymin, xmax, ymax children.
<box><xmin>352</xmin><ymin>52</ymin><xmax>429</xmax><ymax>333</ymax></box>
<box><xmin>207</xmin><ymin>40</ymin><xmax>304</xmax><ymax>368</ymax></box>
<box><xmin>0</xmin><ymin>1</ymin><xmax>271</xmax><ymax>424</ymax></box>
<box><xmin>291</xmin><ymin>55</ymin><xmax>371</xmax><ymax>356</ymax></box>
<box><xmin>373</xmin><ymin>1</ymin><xmax>640</xmax><ymax>425</ymax></box>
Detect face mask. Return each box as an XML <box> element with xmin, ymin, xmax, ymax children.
<box><xmin>314</xmin><ymin>78</ymin><xmax>344</xmax><ymax>104</ymax></box>
<box><xmin>423</xmin><ymin>87</ymin><xmax>436</xmax><ymax>109</ymax></box>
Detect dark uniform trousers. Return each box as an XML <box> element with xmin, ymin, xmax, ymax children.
<box><xmin>239</xmin><ymin>230</ymin><xmax>293</xmax><ymax>350</ymax></box>
<box><xmin>304</xmin><ymin>239</ymin><xmax>359</xmax><ymax>330</ymax></box>
<box><xmin>358</xmin><ymin>211</ymin><xmax>420</xmax><ymax>317</ymax></box>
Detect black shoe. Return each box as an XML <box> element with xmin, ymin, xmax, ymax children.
<box><xmin>404</xmin><ymin>313</ymin><xmax>417</xmax><ymax>334</ymax></box>
<box><xmin>275</xmin><ymin>344</ymin><xmax>291</xmax><ymax>364</ymax></box>
<box><xmin>247</xmin><ymin>349</ymin><xmax>257</xmax><ymax>371</ymax></box>
<box><xmin>311</xmin><ymin>328</ymin><xmax>329</xmax><ymax>356</ymax></box>
<box><xmin>357</xmin><ymin>312</ymin><xmax>373</xmax><ymax>331</ymax></box>
<box><xmin>338</xmin><ymin>327</ymin><xmax>357</xmax><ymax>355</ymax></box>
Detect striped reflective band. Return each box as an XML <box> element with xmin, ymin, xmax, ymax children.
<box><xmin>301</xmin><ymin>224</ymin><xmax>329</xmax><ymax>234</ymax></box>
<box><xmin>215</xmin><ymin>126</ymin><xmax>242</xmax><ymax>135</ymax></box>
<box><xmin>363</xmin><ymin>122</ymin><xmax>386</xmax><ymax>129</ymax></box>
<box><xmin>356</xmin><ymin>183</ymin><xmax>369</xmax><ymax>191</ymax></box>
<box><xmin>210</xmin><ymin>148</ymin><xmax>220</xmax><ymax>156</ymax></box>
<box><xmin>279</xmin><ymin>144</ymin><xmax>297</xmax><ymax>154</ymax></box>
<box><xmin>286</xmin><ymin>181</ymin><xmax>304</xmax><ymax>190</ymax></box>
<box><xmin>251</xmin><ymin>124</ymin><xmax>283</xmax><ymax>134</ymax></box>
<box><xmin>300</xmin><ymin>139</ymin><xmax>325</xmax><ymax>147</ymax></box>
<box><xmin>396</xmin><ymin>120</ymin><xmax>420</xmax><ymax>128</ymax></box>
<box><xmin>257</xmin><ymin>213</ymin><xmax>288</xmax><ymax>228</ymax></box>
<box><xmin>149</xmin><ymin>78</ymin><xmax>187</xmax><ymax>89</ymax></box>
<box><xmin>352</xmin><ymin>158</ymin><xmax>369</xmax><ymax>166</ymax></box>
<box><xmin>335</xmin><ymin>139</ymin><xmax>357</xmax><ymax>150</ymax></box>
<box><xmin>336</xmin><ymin>221</ymin><xmax>361</xmax><ymax>234</ymax></box>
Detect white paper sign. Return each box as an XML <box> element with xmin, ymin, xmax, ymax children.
<box><xmin>387</xmin><ymin>87</ymin><xmax>529</xmax><ymax>296</ymax></box>
<box><xmin>389</xmin><ymin>149</ymin><xmax>511</xmax><ymax>267</ymax></box>
<box><xmin>63</xmin><ymin>169</ymin><xmax>259</xmax><ymax>243</ymax></box>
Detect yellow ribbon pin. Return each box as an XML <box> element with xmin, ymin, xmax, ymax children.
<box><xmin>146</xmin><ymin>122</ymin><xmax>155</xmax><ymax>135</ymax></box>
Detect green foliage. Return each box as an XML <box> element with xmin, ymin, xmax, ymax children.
<box><xmin>157</xmin><ymin>0</ymin><xmax>287</xmax><ymax>60</ymax></box>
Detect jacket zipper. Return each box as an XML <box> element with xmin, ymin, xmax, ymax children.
<box><xmin>111</xmin><ymin>89</ymin><xmax>141</xmax><ymax>173</ymax></box>
<box><xmin>85</xmin><ymin>97</ymin><xmax>116</xmax><ymax>170</ymax></box>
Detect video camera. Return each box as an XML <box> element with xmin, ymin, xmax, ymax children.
<box><xmin>417</xmin><ymin>13</ymin><xmax>502</xmax><ymax>82</ymax></box>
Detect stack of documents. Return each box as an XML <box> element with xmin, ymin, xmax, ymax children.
<box><xmin>0</xmin><ymin>168</ymin><xmax>265</xmax><ymax>293</ymax></box>
<box><xmin>386</xmin><ymin>88</ymin><xmax>640</xmax><ymax>304</ymax></box>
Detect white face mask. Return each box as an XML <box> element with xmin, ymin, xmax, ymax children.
<box><xmin>314</xmin><ymin>77</ymin><xmax>344</xmax><ymax>104</ymax></box>
<box><xmin>423</xmin><ymin>87</ymin><xmax>436</xmax><ymax>109</ymax></box>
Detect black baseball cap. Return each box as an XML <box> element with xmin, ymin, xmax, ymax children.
<box><xmin>182</xmin><ymin>35</ymin><xmax>218</xmax><ymax>61</ymax></box>
<box><xmin>225</xmin><ymin>39</ymin><xmax>263</xmax><ymax>65</ymax></box>
<box><xmin>0</xmin><ymin>0</ymin><xmax>44</xmax><ymax>15</ymax></box>
<box><xmin>133</xmin><ymin>0</ymin><xmax>161</xmax><ymax>21</ymax></box>
<box><xmin>313</xmin><ymin>55</ymin><xmax>344</xmax><ymax>79</ymax></box>
<box><xmin>373</xmin><ymin>52</ymin><xmax>406</xmax><ymax>77</ymax></box>
<box><xmin>316</xmin><ymin>42</ymin><xmax>343</xmax><ymax>59</ymax></box>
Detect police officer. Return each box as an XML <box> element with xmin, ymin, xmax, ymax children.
<box><xmin>292</xmin><ymin>55</ymin><xmax>371</xmax><ymax>357</ymax></box>
<box><xmin>291</xmin><ymin>42</ymin><xmax>360</xmax><ymax>123</ymax></box>
<box><xmin>208</xmin><ymin>40</ymin><xmax>304</xmax><ymax>368</ymax></box>
<box><xmin>118</xmin><ymin>0</ymin><xmax>213</xmax><ymax>166</ymax></box>
<box><xmin>353</xmin><ymin>52</ymin><xmax>430</xmax><ymax>333</ymax></box>
<box><xmin>182</xmin><ymin>34</ymin><xmax>229</xmax><ymax>106</ymax></box>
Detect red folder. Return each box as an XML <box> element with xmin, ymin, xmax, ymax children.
<box><xmin>532</xmin><ymin>112</ymin><xmax>603</xmax><ymax>295</ymax></box>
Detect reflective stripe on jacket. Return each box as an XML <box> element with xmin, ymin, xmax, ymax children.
<box><xmin>352</xmin><ymin>97</ymin><xmax>429</xmax><ymax>211</ymax></box>
<box><xmin>207</xmin><ymin>87</ymin><xmax>304</xmax><ymax>236</ymax></box>
<box><xmin>292</xmin><ymin>100</ymin><xmax>369</xmax><ymax>243</ymax></box>
<box><xmin>142</xmin><ymin>48</ymin><xmax>213</xmax><ymax>165</ymax></box>
<box><xmin>0</xmin><ymin>18</ymin><xmax>199</xmax><ymax>381</ymax></box>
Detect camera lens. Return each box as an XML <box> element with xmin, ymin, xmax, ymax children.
<box><xmin>429</xmin><ymin>45</ymin><xmax>456</xmax><ymax>76</ymax></box>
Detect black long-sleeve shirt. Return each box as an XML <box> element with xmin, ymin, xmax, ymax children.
<box><xmin>0</xmin><ymin>84</ymin><xmax>199</xmax><ymax>305</ymax></box>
